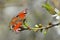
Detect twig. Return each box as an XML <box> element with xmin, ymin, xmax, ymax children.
<box><xmin>30</xmin><ymin>22</ymin><xmax>60</xmax><ymax>30</ymax></box>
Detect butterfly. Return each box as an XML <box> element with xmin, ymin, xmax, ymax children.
<box><xmin>9</xmin><ymin>9</ymin><xmax>30</xmax><ymax>32</ymax></box>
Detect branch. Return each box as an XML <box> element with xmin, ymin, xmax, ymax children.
<box><xmin>28</xmin><ymin>22</ymin><xmax>60</xmax><ymax>32</ymax></box>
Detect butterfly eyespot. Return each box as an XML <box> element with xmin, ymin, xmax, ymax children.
<box><xmin>10</xmin><ymin>25</ymin><xmax>13</xmax><ymax>29</ymax></box>
<box><xmin>15</xmin><ymin>28</ymin><xmax>21</xmax><ymax>32</ymax></box>
<box><xmin>16</xmin><ymin>15</ymin><xmax>19</xmax><ymax>17</ymax></box>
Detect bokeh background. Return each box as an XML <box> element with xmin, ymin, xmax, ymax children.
<box><xmin>0</xmin><ymin>0</ymin><xmax>60</xmax><ymax>40</ymax></box>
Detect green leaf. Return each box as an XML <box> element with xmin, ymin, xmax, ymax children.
<box><xmin>44</xmin><ymin>30</ymin><xmax>47</xmax><ymax>35</ymax></box>
<box><xmin>35</xmin><ymin>25</ymin><xmax>39</xmax><ymax>28</ymax></box>
<box><xmin>43</xmin><ymin>29</ymin><xmax>48</xmax><ymax>35</ymax></box>
<box><xmin>42</xmin><ymin>3</ymin><xmax>56</xmax><ymax>15</ymax></box>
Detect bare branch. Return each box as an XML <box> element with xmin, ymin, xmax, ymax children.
<box><xmin>29</xmin><ymin>22</ymin><xmax>60</xmax><ymax>31</ymax></box>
